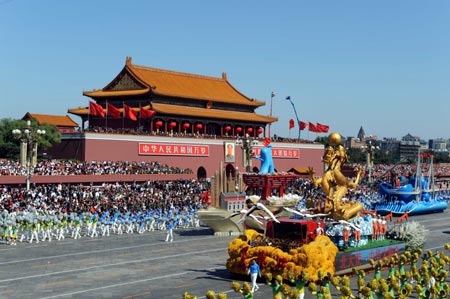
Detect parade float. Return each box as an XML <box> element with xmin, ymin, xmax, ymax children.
<box><xmin>226</xmin><ymin>132</ymin><xmax>407</xmax><ymax>281</ymax></box>
<box><xmin>373</xmin><ymin>152</ymin><xmax>448</xmax><ymax>215</ymax></box>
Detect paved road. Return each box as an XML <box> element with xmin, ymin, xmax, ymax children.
<box><xmin>0</xmin><ymin>212</ymin><xmax>449</xmax><ymax>299</ymax></box>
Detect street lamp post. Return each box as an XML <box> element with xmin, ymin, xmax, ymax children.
<box><xmin>365</xmin><ymin>141</ymin><xmax>378</xmax><ymax>184</ymax></box>
<box><xmin>285</xmin><ymin>96</ymin><xmax>301</xmax><ymax>141</ymax></box>
<box><xmin>236</xmin><ymin>134</ymin><xmax>258</xmax><ymax>173</ymax></box>
<box><xmin>12</xmin><ymin>120</ymin><xmax>46</xmax><ymax>190</ymax></box>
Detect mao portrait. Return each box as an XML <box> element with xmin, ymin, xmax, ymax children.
<box><xmin>225</xmin><ymin>142</ymin><xmax>235</xmax><ymax>163</ymax></box>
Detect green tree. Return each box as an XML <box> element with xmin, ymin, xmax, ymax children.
<box><xmin>0</xmin><ymin>118</ymin><xmax>60</xmax><ymax>159</ymax></box>
<box><xmin>314</xmin><ymin>136</ymin><xmax>329</xmax><ymax>145</ymax></box>
<box><xmin>433</xmin><ymin>152</ymin><xmax>450</xmax><ymax>163</ymax></box>
<box><xmin>347</xmin><ymin>148</ymin><xmax>366</xmax><ymax>164</ymax></box>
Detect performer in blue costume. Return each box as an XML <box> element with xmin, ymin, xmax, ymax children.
<box><xmin>254</xmin><ymin>138</ymin><xmax>274</xmax><ymax>174</ymax></box>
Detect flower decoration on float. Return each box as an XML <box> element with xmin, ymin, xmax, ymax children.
<box><xmin>266</xmin><ymin>194</ymin><xmax>301</xmax><ymax>207</ymax></box>
<box><xmin>226</xmin><ymin>229</ymin><xmax>338</xmax><ymax>282</ymax></box>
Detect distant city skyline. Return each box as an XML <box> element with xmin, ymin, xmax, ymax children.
<box><xmin>1</xmin><ymin>1</ymin><xmax>449</xmax><ymax>141</ymax></box>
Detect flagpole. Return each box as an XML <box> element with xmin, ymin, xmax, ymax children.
<box><xmin>88</xmin><ymin>102</ymin><xmax>91</xmax><ymax>131</ymax></box>
<box><xmin>138</xmin><ymin>103</ymin><xmax>141</xmax><ymax>131</ymax></box>
<box><xmin>286</xmin><ymin>96</ymin><xmax>301</xmax><ymax>141</ymax></box>
<box><xmin>122</xmin><ymin>101</ymin><xmax>125</xmax><ymax>133</ymax></box>
<box><xmin>105</xmin><ymin>100</ymin><xmax>108</xmax><ymax>132</ymax></box>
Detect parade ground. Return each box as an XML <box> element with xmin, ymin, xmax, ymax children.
<box><xmin>0</xmin><ymin>212</ymin><xmax>449</xmax><ymax>299</ymax></box>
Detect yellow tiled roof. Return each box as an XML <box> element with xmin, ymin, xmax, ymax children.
<box><xmin>83</xmin><ymin>57</ymin><xmax>265</xmax><ymax>107</ymax></box>
<box><xmin>23</xmin><ymin>113</ymin><xmax>79</xmax><ymax>127</ymax></box>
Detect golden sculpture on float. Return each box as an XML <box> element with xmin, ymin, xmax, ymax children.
<box><xmin>307</xmin><ymin>132</ymin><xmax>363</xmax><ymax>221</ymax></box>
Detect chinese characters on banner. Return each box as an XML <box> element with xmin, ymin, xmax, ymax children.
<box><xmin>139</xmin><ymin>143</ymin><xmax>209</xmax><ymax>156</ymax></box>
<box><xmin>138</xmin><ymin>143</ymin><xmax>299</xmax><ymax>159</ymax></box>
<box><xmin>335</xmin><ymin>243</ymin><xmax>405</xmax><ymax>272</ymax></box>
<box><xmin>253</xmin><ymin>147</ymin><xmax>299</xmax><ymax>159</ymax></box>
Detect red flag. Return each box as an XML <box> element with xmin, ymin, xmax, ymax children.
<box><xmin>289</xmin><ymin>119</ymin><xmax>295</xmax><ymax>129</ymax></box>
<box><xmin>107</xmin><ymin>103</ymin><xmax>121</xmax><ymax>118</ymax></box>
<box><xmin>89</xmin><ymin>102</ymin><xmax>105</xmax><ymax>117</ymax></box>
<box><xmin>123</xmin><ymin>104</ymin><xmax>137</xmax><ymax>121</ymax></box>
<box><xmin>308</xmin><ymin>122</ymin><xmax>318</xmax><ymax>132</ymax></box>
<box><xmin>317</xmin><ymin>123</ymin><xmax>329</xmax><ymax>133</ymax></box>
<box><xmin>299</xmin><ymin>121</ymin><xmax>308</xmax><ymax>130</ymax></box>
<box><xmin>140</xmin><ymin>107</ymin><xmax>156</xmax><ymax>119</ymax></box>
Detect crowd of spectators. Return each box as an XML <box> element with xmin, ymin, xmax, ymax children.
<box><xmin>0</xmin><ymin>159</ymin><xmax>193</xmax><ymax>176</ymax></box>
<box><xmin>366</xmin><ymin>163</ymin><xmax>450</xmax><ymax>181</ymax></box>
<box><xmin>0</xmin><ymin>179</ymin><xmax>209</xmax><ymax>215</ymax></box>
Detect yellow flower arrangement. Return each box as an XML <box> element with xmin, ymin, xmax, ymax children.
<box><xmin>226</xmin><ymin>230</ymin><xmax>338</xmax><ymax>282</ymax></box>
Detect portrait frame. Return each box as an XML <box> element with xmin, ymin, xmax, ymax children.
<box><xmin>224</xmin><ymin>142</ymin><xmax>235</xmax><ymax>163</ymax></box>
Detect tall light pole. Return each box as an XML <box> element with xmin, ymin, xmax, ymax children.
<box><xmin>268</xmin><ymin>91</ymin><xmax>275</xmax><ymax>139</ymax></box>
<box><xmin>365</xmin><ymin>141</ymin><xmax>378</xmax><ymax>184</ymax></box>
<box><xmin>236</xmin><ymin>133</ymin><xmax>258</xmax><ymax>173</ymax></box>
<box><xmin>12</xmin><ymin>120</ymin><xmax>46</xmax><ymax>190</ymax></box>
<box><xmin>286</xmin><ymin>96</ymin><xmax>301</xmax><ymax>141</ymax></box>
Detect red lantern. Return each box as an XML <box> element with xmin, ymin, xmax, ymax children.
<box><xmin>183</xmin><ymin>123</ymin><xmax>190</xmax><ymax>134</ymax></box>
<box><xmin>169</xmin><ymin>122</ymin><xmax>176</xmax><ymax>135</ymax></box>
<box><xmin>155</xmin><ymin>120</ymin><xmax>163</xmax><ymax>133</ymax></box>
<box><xmin>224</xmin><ymin>125</ymin><xmax>231</xmax><ymax>136</ymax></box>
<box><xmin>195</xmin><ymin>123</ymin><xmax>203</xmax><ymax>135</ymax></box>
<box><xmin>257</xmin><ymin>127</ymin><xmax>263</xmax><ymax>135</ymax></box>
<box><xmin>236</xmin><ymin>127</ymin><xmax>242</xmax><ymax>134</ymax></box>
<box><xmin>246</xmin><ymin>127</ymin><xmax>253</xmax><ymax>134</ymax></box>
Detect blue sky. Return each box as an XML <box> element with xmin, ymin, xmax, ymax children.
<box><xmin>1</xmin><ymin>0</ymin><xmax>449</xmax><ymax>141</ymax></box>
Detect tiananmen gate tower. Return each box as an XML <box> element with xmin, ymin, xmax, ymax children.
<box><xmin>44</xmin><ymin>57</ymin><xmax>324</xmax><ymax>179</ymax></box>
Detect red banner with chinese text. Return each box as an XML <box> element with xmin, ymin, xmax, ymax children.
<box><xmin>139</xmin><ymin>143</ymin><xmax>209</xmax><ymax>156</ymax></box>
<box><xmin>253</xmin><ymin>147</ymin><xmax>299</xmax><ymax>159</ymax></box>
